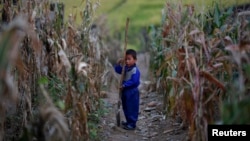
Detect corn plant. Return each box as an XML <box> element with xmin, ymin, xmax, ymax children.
<box><xmin>220</xmin><ymin>5</ymin><xmax>250</xmax><ymax>124</ymax></box>
<box><xmin>0</xmin><ymin>0</ymin><xmax>112</xmax><ymax>141</ymax></box>
<box><xmin>149</xmin><ymin>1</ymin><xmax>249</xmax><ymax>141</ymax></box>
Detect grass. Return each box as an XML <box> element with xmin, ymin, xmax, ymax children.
<box><xmin>60</xmin><ymin>0</ymin><xmax>249</xmax><ymax>27</ymax></box>
<box><xmin>60</xmin><ymin>0</ymin><xmax>165</xmax><ymax>29</ymax></box>
<box><xmin>59</xmin><ymin>0</ymin><xmax>249</xmax><ymax>50</ymax></box>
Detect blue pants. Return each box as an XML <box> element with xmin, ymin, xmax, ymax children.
<box><xmin>121</xmin><ymin>88</ymin><xmax>139</xmax><ymax>128</ymax></box>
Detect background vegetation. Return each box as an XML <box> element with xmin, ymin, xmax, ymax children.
<box><xmin>61</xmin><ymin>0</ymin><xmax>249</xmax><ymax>50</ymax></box>
<box><xmin>0</xmin><ymin>0</ymin><xmax>249</xmax><ymax>141</ymax></box>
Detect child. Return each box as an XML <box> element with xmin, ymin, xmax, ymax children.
<box><xmin>114</xmin><ymin>49</ymin><xmax>140</xmax><ymax>130</ymax></box>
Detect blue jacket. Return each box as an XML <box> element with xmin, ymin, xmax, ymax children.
<box><xmin>114</xmin><ymin>64</ymin><xmax>140</xmax><ymax>89</ymax></box>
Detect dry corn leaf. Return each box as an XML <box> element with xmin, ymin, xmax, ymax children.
<box><xmin>224</xmin><ymin>36</ymin><xmax>233</xmax><ymax>46</ymax></box>
<box><xmin>58</xmin><ymin>48</ymin><xmax>71</xmax><ymax>73</ymax></box>
<box><xmin>199</xmin><ymin>71</ymin><xmax>225</xmax><ymax>91</ymax></box>
<box><xmin>77</xmin><ymin>62</ymin><xmax>89</xmax><ymax>77</ymax></box>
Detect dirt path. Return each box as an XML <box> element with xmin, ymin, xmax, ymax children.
<box><xmin>99</xmin><ymin>53</ymin><xmax>188</xmax><ymax>141</ymax></box>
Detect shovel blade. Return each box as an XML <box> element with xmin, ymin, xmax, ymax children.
<box><xmin>116</xmin><ymin>111</ymin><xmax>120</xmax><ymax>127</ymax></box>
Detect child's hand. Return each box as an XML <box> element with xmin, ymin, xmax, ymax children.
<box><xmin>119</xmin><ymin>85</ymin><xmax>123</xmax><ymax>90</ymax></box>
<box><xmin>117</xmin><ymin>58</ymin><xmax>124</xmax><ymax>65</ymax></box>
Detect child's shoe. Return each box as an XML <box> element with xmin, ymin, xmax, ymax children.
<box><xmin>121</xmin><ymin>121</ymin><xmax>127</xmax><ymax>126</ymax></box>
<box><xmin>123</xmin><ymin>124</ymin><xmax>135</xmax><ymax>130</ymax></box>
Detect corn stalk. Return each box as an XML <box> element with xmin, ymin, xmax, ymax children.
<box><xmin>0</xmin><ymin>0</ymin><xmax>111</xmax><ymax>140</ymax></box>
<box><xmin>149</xmin><ymin>1</ymin><xmax>249</xmax><ymax>141</ymax></box>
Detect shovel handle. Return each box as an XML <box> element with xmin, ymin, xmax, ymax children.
<box><xmin>116</xmin><ymin>18</ymin><xmax>129</xmax><ymax>127</ymax></box>
<box><xmin>119</xmin><ymin>17</ymin><xmax>130</xmax><ymax>94</ymax></box>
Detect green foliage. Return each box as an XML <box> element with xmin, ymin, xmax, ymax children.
<box><xmin>53</xmin><ymin>2</ymin><xmax>65</xmax><ymax>35</ymax></box>
<box><xmin>222</xmin><ymin>96</ymin><xmax>250</xmax><ymax>124</ymax></box>
<box><xmin>88</xmin><ymin>99</ymin><xmax>108</xmax><ymax>140</ymax></box>
<box><xmin>222</xmin><ymin>62</ymin><xmax>250</xmax><ymax>124</ymax></box>
<box><xmin>148</xmin><ymin>25</ymin><xmax>163</xmax><ymax>72</ymax></box>
<box><xmin>61</xmin><ymin>0</ymin><xmax>248</xmax><ymax>28</ymax></box>
<box><xmin>60</xmin><ymin>0</ymin><xmax>249</xmax><ymax>51</ymax></box>
<box><xmin>202</xmin><ymin>2</ymin><xmax>235</xmax><ymax>35</ymax></box>
<box><xmin>38</xmin><ymin>75</ymin><xmax>66</xmax><ymax>110</ymax></box>
<box><xmin>0</xmin><ymin>31</ymin><xmax>13</xmax><ymax>70</ymax></box>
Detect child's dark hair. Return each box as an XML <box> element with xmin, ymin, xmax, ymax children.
<box><xmin>126</xmin><ymin>49</ymin><xmax>137</xmax><ymax>59</ymax></box>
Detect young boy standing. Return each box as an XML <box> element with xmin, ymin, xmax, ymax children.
<box><xmin>114</xmin><ymin>49</ymin><xmax>140</xmax><ymax>130</ymax></box>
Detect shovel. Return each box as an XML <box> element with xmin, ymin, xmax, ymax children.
<box><xmin>116</xmin><ymin>17</ymin><xmax>129</xmax><ymax>127</ymax></box>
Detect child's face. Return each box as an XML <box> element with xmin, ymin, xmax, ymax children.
<box><xmin>125</xmin><ymin>54</ymin><xmax>136</xmax><ymax>67</ymax></box>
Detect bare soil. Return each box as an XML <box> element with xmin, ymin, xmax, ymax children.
<box><xmin>99</xmin><ymin>53</ymin><xmax>188</xmax><ymax>141</ymax></box>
